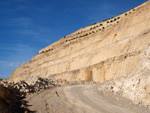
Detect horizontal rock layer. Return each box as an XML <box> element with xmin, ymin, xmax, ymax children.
<box><xmin>10</xmin><ymin>1</ymin><xmax>150</xmax><ymax>83</ymax></box>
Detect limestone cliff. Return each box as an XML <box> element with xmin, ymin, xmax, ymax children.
<box><xmin>10</xmin><ymin>1</ymin><xmax>150</xmax><ymax>83</ymax></box>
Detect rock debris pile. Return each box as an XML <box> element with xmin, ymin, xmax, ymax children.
<box><xmin>0</xmin><ymin>76</ymin><xmax>60</xmax><ymax>96</ymax></box>
<box><xmin>55</xmin><ymin>79</ymin><xmax>100</xmax><ymax>86</ymax></box>
<box><xmin>98</xmin><ymin>71</ymin><xmax>150</xmax><ymax>109</ymax></box>
<box><xmin>68</xmin><ymin>80</ymin><xmax>99</xmax><ymax>85</ymax></box>
<box><xmin>0</xmin><ymin>76</ymin><xmax>60</xmax><ymax>113</ymax></box>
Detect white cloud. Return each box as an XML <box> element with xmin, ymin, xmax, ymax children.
<box><xmin>0</xmin><ymin>44</ymin><xmax>36</xmax><ymax>78</ymax></box>
<box><xmin>0</xmin><ymin>44</ymin><xmax>36</xmax><ymax>67</ymax></box>
<box><xmin>0</xmin><ymin>60</ymin><xmax>25</xmax><ymax>67</ymax></box>
<box><xmin>6</xmin><ymin>17</ymin><xmax>33</xmax><ymax>27</ymax></box>
<box><xmin>0</xmin><ymin>75</ymin><xmax>9</xmax><ymax>79</ymax></box>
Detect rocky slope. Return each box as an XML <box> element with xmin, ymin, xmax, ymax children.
<box><xmin>0</xmin><ymin>76</ymin><xmax>60</xmax><ymax>113</ymax></box>
<box><xmin>5</xmin><ymin>1</ymin><xmax>150</xmax><ymax>112</ymax></box>
<box><xmin>10</xmin><ymin>1</ymin><xmax>150</xmax><ymax>84</ymax></box>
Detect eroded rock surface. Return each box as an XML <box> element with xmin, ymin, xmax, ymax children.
<box><xmin>10</xmin><ymin>1</ymin><xmax>150</xmax><ymax>84</ymax></box>
<box><xmin>0</xmin><ymin>76</ymin><xmax>59</xmax><ymax>96</ymax></box>
<box><xmin>4</xmin><ymin>1</ymin><xmax>150</xmax><ymax>113</ymax></box>
<box><xmin>99</xmin><ymin>71</ymin><xmax>150</xmax><ymax>109</ymax></box>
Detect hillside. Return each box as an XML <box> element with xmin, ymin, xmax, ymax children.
<box><xmin>0</xmin><ymin>1</ymin><xmax>149</xmax><ymax>112</ymax></box>
<box><xmin>10</xmin><ymin>1</ymin><xmax>150</xmax><ymax>83</ymax></box>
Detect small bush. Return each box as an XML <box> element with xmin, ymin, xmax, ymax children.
<box><xmin>132</xmin><ymin>8</ymin><xmax>135</xmax><ymax>11</ymax></box>
<box><xmin>100</xmin><ymin>24</ymin><xmax>103</xmax><ymax>26</ymax></box>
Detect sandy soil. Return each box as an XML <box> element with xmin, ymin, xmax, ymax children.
<box><xmin>25</xmin><ymin>85</ymin><xmax>150</xmax><ymax>113</ymax></box>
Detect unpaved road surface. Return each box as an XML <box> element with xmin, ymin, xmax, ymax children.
<box><xmin>25</xmin><ymin>85</ymin><xmax>150</xmax><ymax>113</ymax></box>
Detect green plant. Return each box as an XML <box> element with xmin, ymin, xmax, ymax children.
<box><xmin>100</xmin><ymin>24</ymin><xmax>103</xmax><ymax>26</ymax></box>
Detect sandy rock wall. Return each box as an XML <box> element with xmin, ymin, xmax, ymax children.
<box><xmin>10</xmin><ymin>1</ymin><xmax>150</xmax><ymax>83</ymax></box>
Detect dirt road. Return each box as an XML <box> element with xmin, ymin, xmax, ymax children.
<box><xmin>25</xmin><ymin>85</ymin><xmax>150</xmax><ymax>113</ymax></box>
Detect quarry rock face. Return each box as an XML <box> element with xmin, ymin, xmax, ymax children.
<box><xmin>7</xmin><ymin>1</ymin><xmax>150</xmax><ymax>110</ymax></box>
<box><xmin>99</xmin><ymin>71</ymin><xmax>150</xmax><ymax>109</ymax></box>
<box><xmin>10</xmin><ymin>1</ymin><xmax>150</xmax><ymax>84</ymax></box>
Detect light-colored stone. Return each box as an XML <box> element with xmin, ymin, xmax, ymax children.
<box><xmin>10</xmin><ymin>1</ymin><xmax>150</xmax><ymax>83</ymax></box>
<box><xmin>8</xmin><ymin>0</ymin><xmax>150</xmax><ymax>110</ymax></box>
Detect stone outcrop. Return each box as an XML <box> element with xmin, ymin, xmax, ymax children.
<box><xmin>7</xmin><ymin>1</ymin><xmax>150</xmax><ymax>111</ymax></box>
<box><xmin>98</xmin><ymin>70</ymin><xmax>150</xmax><ymax>109</ymax></box>
<box><xmin>10</xmin><ymin>1</ymin><xmax>150</xmax><ymax>85</ymax></box>
<box><xmin>0</xmin><ymin>76</ymin><xmax>59</xmax><ymax>96</ymax></box>
<box><xmin>0</xmin><ymin>76</ymin><xmax>61</xmax><ymax>113</ymax></box>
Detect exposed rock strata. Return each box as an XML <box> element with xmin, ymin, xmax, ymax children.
<box><xmin>6</xmin><ymin>1</ymin><xmax>150</xmax><ymax>111</ymax></box>
<box><xmin>10</xmin><ymin>1</ymin><xmax>150</xmax><ymax>85</ymax></box>
<box><xmin>99</xmin><ymin>70</ymin><xmax>150</xmax><ymax>109</ymax></box>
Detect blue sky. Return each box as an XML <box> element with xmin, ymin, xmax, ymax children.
<box><xmin>0</xmin><ymin>0</ymin><xmax>147</xmax><ymax>79</ymax></box>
